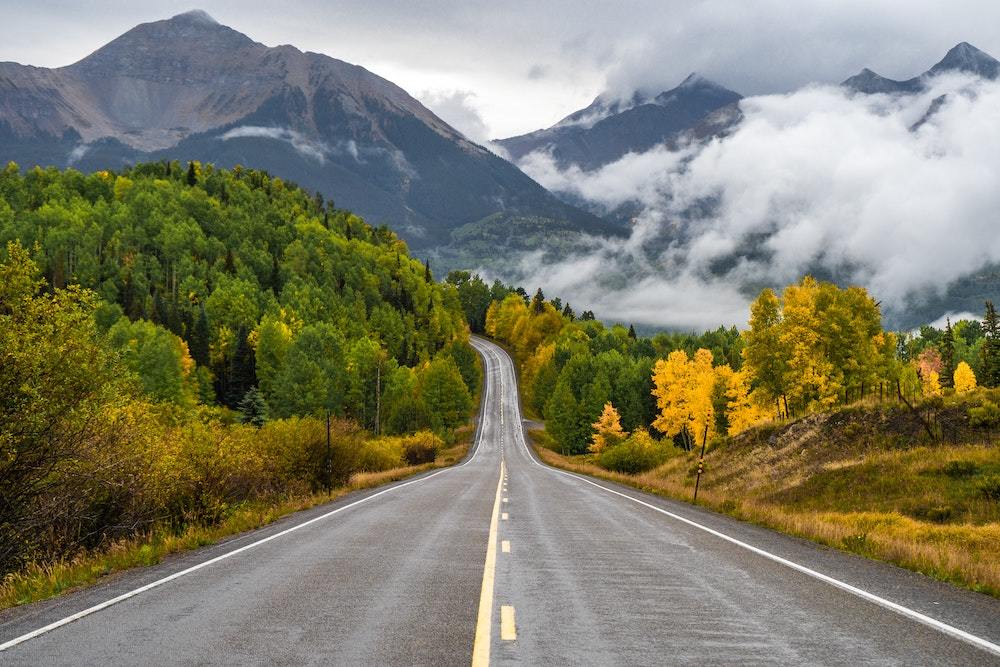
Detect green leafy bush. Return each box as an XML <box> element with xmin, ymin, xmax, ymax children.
<box><xmin>942</xmin><ymin>460</ymin><xmax>980</xmax><ymax>479</ymax></box>
<box><xmin>968</xmin><ymin>401</ymin><xmax>1000</xmax><ymax>428</ymax></box>
<box><xmin>978</xmin><ymin>475</ymin><xmax>1000</xmax><ymax>502</ymax></box>
<box><xmin>598</xmin><ymin>430</ymin><xmax>669</xmax><ymax>475</ymax></box>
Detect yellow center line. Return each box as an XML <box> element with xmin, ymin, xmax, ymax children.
<box><xmin>500</xmin><ymin>605</ymin><xmax>517</xmax><ymax>641</ymax></box>
<box><xmin>471</xmin><ymin>460</ymin><xmax>505</xmax><ymax>667</ymax></box>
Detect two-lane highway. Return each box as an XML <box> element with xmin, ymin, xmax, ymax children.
<box><xmin>1</xmin><ymin>336</ymin><xmax>998</xmax><ymax>665</ymax></box>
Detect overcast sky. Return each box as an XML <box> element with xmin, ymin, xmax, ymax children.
<box><xmin>3</xmin><ymin>1</ymin><xmax>1000</xmax><ymax>139</ymax></box>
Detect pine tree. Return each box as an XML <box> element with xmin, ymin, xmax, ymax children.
<box><xmin>628</xmin><ymin>324</ymin><xmax>637</xmax><ymax>339</ymax></box>
<box><xmin>186</xmin><ymin>161</ymin><xmax>197</xmax><ymax>187</ymax></box>
<box><xmin>227</xmin><ymin>327</ymin><xmax>257</xmax><ymax>407</ymax></box>
<box><xmin>531</xmin><ymin>288</ymin><xmax>545</xmax><ymax>314</ymax></box>
<box><xmin>983</xmin><ymin>301</ymin><xmax>1000</xmax><ymax>388</ymax></box>
<box><xmin>424</xmin><ymin>259</ymin><xmax>432</xmax><ymax>283</ymax></box>
<box><xmin>190</xmin><ymin>305</ymin><xmax>211</xmax><ymax>367</ymax></box>
<box><xmin>238</xmin><ymin>387</ymin><xmax>269</xmax><ymax>427</ymax></box>
<box><xmin>940</xmin><ymin>319</ymin><xmax>955</xmax><ymax>388</ymax></box>
<box><xmin>562</xmin><ymin>303</ymin><xmax>575</xmax><ymax>321</ymax></box>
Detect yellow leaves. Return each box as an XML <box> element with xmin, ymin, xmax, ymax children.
<box><xmin>725</xmin><ymin>368</ymin><xmax>772</xmax><ymax>436</ymax></box>
<box><xmin>113</xmin><ymin>175</ymin><xmax>133</xmax><ymax>201</ymax></box>
<box><xmin>651</xmin><ymin>348</ymin><xmax>717</xmax><ymax>445</ymax></box>
<box><xmin>954</xmin><ymin>362</ymin><xmax>977</xmax><ymax>394</ymax></box>
<box><xmin>590</xmin><ymin>402</ymin><xmax>627</xmax><ymax>453</ymax></box>
<box><xmin>922</xmin><ymin>369</ymin><xmax>943</xmax><ymax>397</ymax></box>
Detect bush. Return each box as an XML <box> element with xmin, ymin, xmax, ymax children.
<box><xmin>401</xmin><ymin>431</ymin><xmax>441</xmax><ymax>465</ymax></box>
<box><xmin>978</xmin><ymin>475</ymin><xmax>1000</xmax><ymax>502</ymax></box>
<box><xmin>942</xmin><ymin>460</ymin><xmax>980</xmax><ymax>479</ymax></box>
<box><xmin>598</xmin><ymin>432</ymin><xmax>669</xmax><ymax>475</ymax></box>
<box><xmin>968</xmin><ymin>401</ymin><xmax>1000</xmax><ymax>428</ymax></box>
<box><xmin>357</xmin><ymin>437</ymin><xmax>404</xmax><ymax>473</ymax></box>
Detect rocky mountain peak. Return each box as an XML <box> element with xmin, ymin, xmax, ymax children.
<box><xmin>929</xmin><ymin>41</ymin><xmax>999</xmax><ymax>79</ymax></box>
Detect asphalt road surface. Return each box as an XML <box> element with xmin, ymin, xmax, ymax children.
<box><xmin>1</xmin><ymin>336</ymin><xmax>999</xmax><ymax>665</ymax></box>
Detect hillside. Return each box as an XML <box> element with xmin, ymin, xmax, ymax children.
<box><xmin>0</xmin><ymin>10</ymin><xmax>615</xmax><ymax>253</ymax></box>
<box><xmin>535</xmin><ymin>391</ymin><xmax>1000</xmax><ymax>596</ymax></box>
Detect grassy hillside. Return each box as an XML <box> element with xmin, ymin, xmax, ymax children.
<box><xmin>532</xmin><ymin>390</ymin><xmax>1000</xmax><ymax>596</ymax></box>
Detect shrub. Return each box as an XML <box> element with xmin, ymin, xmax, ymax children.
<box><xmin>942</xmin><ymin>460</ymin><xmax>980</xmax><ymax>479</ymax></box>
<box><xmin>968</xmin><ymin>400</ymin><xmax>1000</xmax><ymax>428</ymax></box>
<box><xmin>598</xmin><ymin>430</ymin><xmax>668</xmax><ymax>475</ymax></box>
<box><xmin>977</xmin><ymin>475</ymin><xmax>1000</xmax><ymax>502</ymax></box>
<box><xmin>401</xmin><ymin>431</ymin><xmax>441</xmax><ymax>465</ymax></box>
<box><xmin>357</xmin><ymin>437</ymin><xmax>404</xmax><ymax>473</ymax></box>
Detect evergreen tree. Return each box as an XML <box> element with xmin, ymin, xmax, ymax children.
<box><xmin>531</xmin><ymin>288</ymin><xmax>545</xmax><ymax>314</ymax></box>
<box><xmin>227</xmin><ymin>327</ymin><xmax>257</xmax><ymax>408</ymax></box>
<box><xmin>190</xmin><ymin>305</ymin><xmax>211</xmax><ymax>367</ymax></box>
<box><xmin>984</xmin><ymin>301</ymin><xmax>1000</xmax><ymax>388</ymax></box>
<box><xmin>424</xmin><ymin>259</ymin><xmax>432</xmax><ymax>283</ymax></box>
<box><xmin>940</xmin><ymin>319</ymin><xmax>955</xmax><ymax>388</ymax></box>
<box><xmin>562</xmin><ymin>303</ymin><xmax>575</xmax><ymax>321</ymax></box>
<box><xmin>186</xmin><ymin>161</ymin><xmax>197</xmax><ymax>187</ymax></box>
<box><xmin>628</xmin><ymin>324</ymin><xmax>637</xmax><ymax>340</ymax></box>
<box><xmin>581</xmin><ymin>310</ymin><xmax>596</xmax><ymax>321</ymax></box>
<box><xmin>238</xmin><ymin>387</ymin><xmax>269</xmax><ymax>427</ymax></box>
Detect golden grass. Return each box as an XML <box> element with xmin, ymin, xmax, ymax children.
<box><xmin>0</xmin><ymin>434</ymin><xmax>473</xmax><ymax>612</ymax></box>
<box><xmin>531</xmin><ymin>432</ymin><xmax>1000</xmax><ymax>597</ymax></box>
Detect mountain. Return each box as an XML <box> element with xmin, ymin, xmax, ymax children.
<box><xmin>0</xmin><ymin>10</ymin><xmax>615</xmax><ymax>251</ymax></box>
<box><xmin>496</xmin><ymin>74</ymin><xmax>742</xmax><ymax>171</ymax></box>
<box><xmin>843</xmin><ymin>42</ymin><xmax>999</xmax><ymax>94</ymax></box>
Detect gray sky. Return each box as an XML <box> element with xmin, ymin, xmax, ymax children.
<box><xmin>3</xmin><ymin>1</ymin><xmax>1000</xmax><ymax>139</ymax></box>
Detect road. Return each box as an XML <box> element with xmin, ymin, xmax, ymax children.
<box><xmin>1</xmin><ymin>336</ymin><xmax>999</xmax><ymax>665</ymax></box>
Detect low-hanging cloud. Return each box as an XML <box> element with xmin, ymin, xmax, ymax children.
<box><xmin>514</xmin><ymin>73</ymin><xmax>1000</xmax><ymax>331</ymax></box>
<box><xmin>219</xmin><ymin>126</ymin><xmax>332</xmax><ymax>163</ymax></box>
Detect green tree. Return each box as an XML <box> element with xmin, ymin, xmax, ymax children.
<box><xmin>272</xmin><ymin>323</ymin><xmax>347</xmax><ymax>417</ymax></box>
<box><xmin>238</xmin><ymin>386</ymin><xmax>269</xmax><ymax>427</ymax></box>
<box><xmin>940</xmin><ymin>319</ymin><xmax>955</xmax><ymax>388</ymax></box>
<box><xmin>983</xmin><ymin>301</ymin><xmax>1000</xmax><ymax>388</ymax></box>
<box><xmin>418</xmin><ymin>356</ymin><xmax>472</xmax><ymax>436</ymax></box>
<box><xmin>545</xmin><ymin>378</ymin><xmax>578</xmax><ymax>455</ymax></box>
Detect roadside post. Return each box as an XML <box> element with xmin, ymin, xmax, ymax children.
<box><xmin>693</xmin><ymin>423</ymin><xmax>709</xmax><ymax>503</ymax></box>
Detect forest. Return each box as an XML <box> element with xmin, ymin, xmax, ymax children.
<box><xmin>0</xmin><ymin>161</ymin><xmax>479</xmax><ymax>579</ymax></box>
<box><xmin>468</xmin><ymin>273</ymin><xmax>1000</xmax><ymax>474</ymax></box>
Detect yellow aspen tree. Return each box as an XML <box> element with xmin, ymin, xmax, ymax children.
<box><xmin>688</xmin><ymin>348</ymin><xmax>717</xmax><ymax>445</ymax></box>
<box><xmin>590</xmin><ymin>402</ymin><xmax>627</xmax><ymax>453</ymax></box>
<box><xmin>651</xmin><ymin>350</ymin><xmax>691</xmax><ymax>440</ymax></box>
<box><xmin>922</xmin><ymin>369</ymin><xmax>943</xmax><ymax>397</ymax></box>
<box><xmin>726</xmin><ymin>368</ymin><xmax>770</xmax><ymax>435</ymax></box>
<box><xmin>954</xmin><ymin>362</ymin><xmax>977</xmax><ymax>394</ymax></box>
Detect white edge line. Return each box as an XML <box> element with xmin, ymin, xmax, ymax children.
<box><xmin>0</xmin><ymin>345</ymin><xmax>500</xmax><ymax>653</ymax></box>
<box><xmin>483</xmin><ymin>338</ymin><xmax>1000</xmax><ymax>659</ymax></box>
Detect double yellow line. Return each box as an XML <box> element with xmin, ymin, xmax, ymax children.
<box><xmin>471</xmin><ymin>460</ymin><xmax>505</xmax><ymax>666</ymax></box>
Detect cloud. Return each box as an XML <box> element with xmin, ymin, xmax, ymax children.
<box><xmin>511</xmin><ymin>72</ymin><xmax>1000</xmax><ymax>330</ymax></box>
<box><xmin>66</xmin><ymin>143</ymin><xmax>90</xmax><ymax>166</ymax></box>
<box><xmin>219</xmin><ymin>126</ymin><xmax>330</xmax><ymax>163</ymax></box>
<box><xmin>420</xmin><ymin>89</ymin><xmax>492</xmax><ymax>144</ymax></box>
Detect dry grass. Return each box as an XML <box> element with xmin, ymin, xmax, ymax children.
<box><xmin>0</xmin><ymin>433</ymin><xmax>473</xmax><ymax>612</ymax></box>
<box><xmin>531</xmin><ymin>415</ymin><xmax>1000</xmax><ymax>597</ymax></box>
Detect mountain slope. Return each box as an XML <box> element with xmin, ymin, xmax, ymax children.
<box><xmin>0</xmin><ymin>10</ymin><xmax>615</xmax><ymax>250</ymax></box>
<box><xmin>843</xmin><ymin>42</ymin><xmax>999</xmax><ymax>94</ymax></box>
<box><xmin>497</xmin><ymin>74</ymin><xmax>742</xmax><ymax>170</ymax></box>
